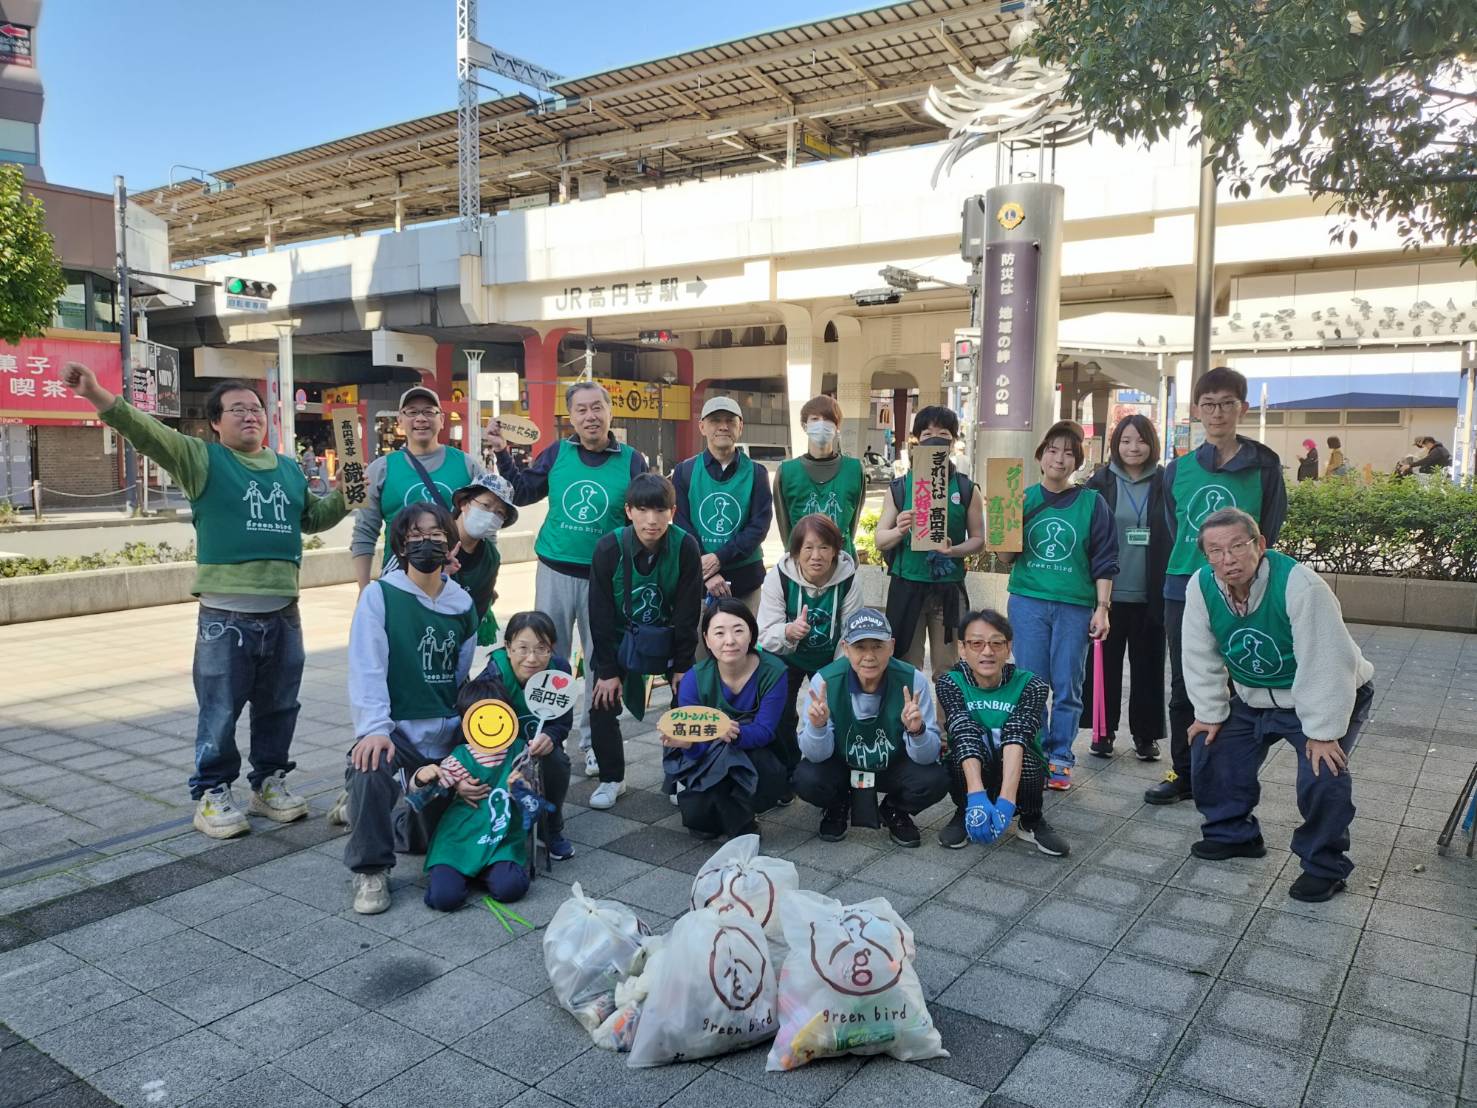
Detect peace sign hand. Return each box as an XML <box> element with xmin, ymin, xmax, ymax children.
<box><xmin>806</xmin><ymin>677</ymin><xmax>830</xmax><ymax>729</ymax></box>
<box><xmin>900</xmin><ymin>685</ymin><xmax>924</xmax><ymax>736</ymax></box>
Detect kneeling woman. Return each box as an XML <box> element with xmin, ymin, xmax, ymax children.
<box><xmin>667</xmin><ymin>599</ymin><xmax>791</xmax><ymax>839</ymax></box>
<box><xmin>933</xmin><ymin>609</ymin><xmax>1070</xmax><ymax>857</ymax></box>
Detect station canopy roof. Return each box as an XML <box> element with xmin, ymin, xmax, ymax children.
<box><xmin>136</xmin><ymin>0</ymin><xmax>1015</xmax><ymax>262</ymax></box>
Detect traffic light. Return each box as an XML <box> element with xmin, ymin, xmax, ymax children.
<box><xmin>224</xmin><ymin>277</ymin><xmax>277</xmax><ymax>299</ymax></box>
<box><xmin>639</xmin><ymin>329</ymin><xmax>678</xmax><ymax>344</ymax></box>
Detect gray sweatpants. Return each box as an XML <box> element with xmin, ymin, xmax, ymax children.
<box><xmin>536</xmin><ymin>561</ymin><xmax>596</xmax><ymax>752</ymax></box>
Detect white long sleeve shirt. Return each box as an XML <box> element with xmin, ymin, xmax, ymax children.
<box><xmin>1182</xmin><ymin>557</ymin><xmax>1374</xmax><ymax>741</ymax></box>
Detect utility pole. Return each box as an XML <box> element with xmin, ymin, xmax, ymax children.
<box><xmin>114</xmin><ymin>175</ymin><xmax>138</xmax><ymax>513</ymax></box>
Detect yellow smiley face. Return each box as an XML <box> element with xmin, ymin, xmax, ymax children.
<box><xmin>462</xmin><ymin>699</ymin><xmax>519</xmax><ymax>753</ymax></box>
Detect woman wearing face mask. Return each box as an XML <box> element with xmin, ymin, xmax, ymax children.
<box><xmin>774</xmin><ymin>395</ymin><xmax>866</xmax><ymax>556</ymax></box>
<box><xmin>337</xmin><ymin>502</ymin><xmax>480</xmax><ymax>915</ymax></box>
<box><xmin>668</xmin><ymin>599</ymin><xmax>791</xmax><ymax>839</ymax></box>
<box><xmin>875</xmin><ymin>406</ymin><xmax>985</xmax><ymax>672</ymax></box>
<box><xmin>996</xmin><ymin>421</ymin><xmax>1118</xmax><ymax>792</ymax></box>
<box><xmin>449</xmin><ymin>474</ymin><xmax>518</xmax><ymax>622</ymax></box>
<box><xmin>1079</xmin><ymin>415</ymin><xmax>1167</xmax><ymax>761</ymax></box>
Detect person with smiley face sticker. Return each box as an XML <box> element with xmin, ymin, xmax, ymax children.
<box><xmin>340</xmin><ymin>502</ymin><xmax>478</xmax><ymax>914</ymax></box>
<box><xmin>998</xmin><ymin>420</ymin><xmax>1118</xmax><ymax>792</ymax></box>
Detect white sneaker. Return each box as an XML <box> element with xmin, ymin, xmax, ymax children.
<box><xmin>589</xmin><ymin>780</ymin><xmax>626</xmax><ymax>810</ymax></box>
<box><xmin>248</xmin><ymin>771</ymin><xmax>309</xmax><ymax>823</ymax></box>
<box><xmin>351</xmin><ymin>870</ymin><xmax>391</xmax><ymax>914</ymax></box>
<box><xmin>193</xmin><ymin>785</ymin><xmax>249</xmax><ymax>839</ymax></box>
<box><xmin>326</xmin><ymin>788</ymin><xmax>350</xmax><ymax>828</ymax></box>
<box><xmin>583</xmin><ymin>749</ymin><xmax>600</xmax><ymax>777</ymax></box>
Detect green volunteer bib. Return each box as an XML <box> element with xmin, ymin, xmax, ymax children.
<box><xmin>423</xmin><ymin>743</ymin><xmax>528</xmax><ymax>877</ymax></box>
<box><xmin>535</xmin><ymin>439</ymin><xmax>635</xmax><ymax>565</ymax></box>
<box><xmin>782</xmin><ymin>574</ymin><xmax>851</xmax><ymax>673</ymax></box>
<box><xmin>778</xmin><ymin>455</ymin><xmax>865</xmax><ymax>555</ymax></box>
<box><xmin>694</xmin><ymin>651</ymin><xmax>789</xmax><ymax>725</ymax></box>
<box><xmin>1008</xmin><ymin>484</ymin><xmax>1099</xmax><ymax>607</ymax></box>
<box><xmin>818</xmin><ymin>654</ymin><xmax>915</xmax><ymax>771</ymax></box>
<box><xmin>194</xmin><ymin>443</ymin><xmax>307</xmax><ymax>566</ymax></box>
<box><xmin>1199</xmin><ymin>550</ymin><xmax>1299</xmax><ymax>689</ymax></box>
<box><xmin>892</xmin><ymin>471</ymin><xmax>968</xmax><ymax>583</ymax></box>
<box><xmin>452</xmin><ymin>539</ymin><xmax>501</xmax><ymax>620</ymax></box>
<box><xmin>943</xmin><ymin>665</ymin><xmax>1048</xmax><ymax>767</ymax></box>
<box><xmin>380</xmin><ymin>581</ymin><xmax>478</xmax><ymax>721</ymax></box>
<box><xmin>685</xmin><ymin>453</ymin><xmax>761</xmax><ymax>567</ymax></box>
<box><xmin>378</xmin><ymin>447</ymin><xmax>473</xmax><ymax>566</ymax></box>
<box><xmin>613</xmin><ymin>524</ymin><xmax>688</xmax><ymax>628</ymax></box>
<box><xmin>1166</xmin><ymin>449</ymin><xmax>1264</xmax><ymax>577</ymax></box>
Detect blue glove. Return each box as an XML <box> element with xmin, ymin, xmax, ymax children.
<box><xmin>964</xmin><ymin>791</ymin><xmax>999</xmax><ymax>843</ymax></box>
<box><xmin>926</xmin><ymin>551</ymin><xmax>956</xmax><ymax>579</ymax></box>
<box><xmin>989</xmin><ymin>796</ymin><xmax>1016</xmax><ymax>838</ymax></box>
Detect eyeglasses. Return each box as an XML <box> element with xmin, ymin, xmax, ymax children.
<box><xmin>963</xmin><ymin>638</ymin><xmax>1011</xmax><ymax>653</ymax></box>
<box><xmin>406</xmin><ymin>528</ymin><xmax>449</xmax><ymax>543</ymax></box>
<box><xmin>1203</xmin><ymin>536</ymin><xmax>1259</xmax><ymax>562</ymax></box>
<box><xmin>223</xmin><ymin>405</ymin><xmax>266</xmax><ymax>417</ymax></box>
<box><xmin>401</xmin><ymin>407</ymin><xmax>441</xmax><ymax>419</ymax></box>
<box><xmin>508</xmin><ymin>644</ymin><xmax>552</xmax><ymax>659</ymax></box>
<box><xmin>1197</xmin><ymin>399</ymin><xmax>1242</xmax><ymax>414</ymax></box>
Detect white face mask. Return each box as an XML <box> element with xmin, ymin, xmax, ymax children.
<box><xmin>463</xmin><ymin>505</ymin><xmax>503</xmax><ymax>539</ymax></box>
<box><xmin>806</xmin><ymin>420</ymin><xmax>838</xmax><ymax>451</ymax></box>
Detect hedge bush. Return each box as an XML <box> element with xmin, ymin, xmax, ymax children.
<box><xmin>1277</xmin><ymin>474</ymin><xmax>1477</xmax><ymax>581</ymax></box>
<box><xmin>0</xmin><ymin>535</ymin><xmax>326</xmax><ymax>579</ymax></box>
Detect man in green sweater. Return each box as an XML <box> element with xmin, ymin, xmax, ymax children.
<box><xmin>62</xmin><ymin>362</ymin><xmax>348</xmax><ymax>840</ymax></box>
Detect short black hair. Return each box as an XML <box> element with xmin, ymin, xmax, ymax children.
<box><xmin>454</xmin><ymin>673</ymin><xmax>510</xmax><ymax>718</ymax></box>
<box><xmin>957</xmin><ymin>608</ymin><xmax>1013</xmax><ymax>641</ymax></box>
<box><xmin>700</xmin><ymin>597</ymin><xmax>759</xmax><ymax>653</ymax></box>
<box><xmin>1192</xmin><ymin>366</ymin><xmax>1248</xmax><ymax>403</ymax></box>
<box><xmin>504</xmin><ymin>610</ymin><xmax>556</xmax><ymax>650</ymax></box>
<box><xmin>1109</xmin><ymin>414</ymin><xmax>1160</xmax><ymax>467</ymax></box>
<box><xmin>1326</xmin><ymin>435</ymin><xmax>1342</xmax><ymax>449</ymax></box>
<box><xmin>625</xmin><ymin>472</ymin><xmax>676</xmax><ymax>511</ymax></box>
<box><xmin>912</xmin><ymin>405</ymin><xmax>959</xmax><ymax>440</ymax></box>
<box><xmin>205</xmin><ymin>379</ymin><xmax>262</xmax><ymax>424</ymax></box>
<box><xmin>1034</xmin><ymin>420</ymin><xmax>1085</xmax><ymax>469</ymax></box>
<box><xmin>388</xmin><ymin>501</ymin><xmax>457</xmax><ymax>561</ymax></box>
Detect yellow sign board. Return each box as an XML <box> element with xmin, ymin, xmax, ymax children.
<box><xmin>323</xmin><ymin>385</ymin><xmax>359</xmax><ymax>404</ymax></box>
<box><xmin>556</xmin><ymin>377</ymin><xmax>691</xmax><ymax>421</ymax></box>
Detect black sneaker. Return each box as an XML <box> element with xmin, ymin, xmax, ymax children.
<box><xmin>937</xmin><ymin>808</ymin><xmax>968</xmax><ymax>849</ymax></box>
<box><xmin>1190</xmin><ymin>835</ymin><xmax>1266</xmax><ymax>861</ymax></box>
<box><xmin>1089</xmin><ymin>736</ymin><xmax>1115</xmax><ymax>758</ymax></box>
<box><xmin>1134</xmin><ymin>739</ymin><xmax>1162</xmax><ymax>762</ymax></box>
<box><xmin>880</xmin><ymin>798</ymin><xmax>921</xmax><ymax>848</ymax></box>
<box><xmin>818</xmin><ymin>803</ymin><xmax>849</xmax><ymax>842</ymax></box>
<box><xmin>1144</xmin><ymin>771</ymin><xmax>1193</xmax><ymax>805</ymax></box>
<box><xmin>1016</xmin><ymin>818</ymin><xmax>1070</xmax><ymax>857</ymax></box>
<box><xmin>1289</xmin><ymin>872</ymin><xmax>1347</xmax><ymax>902</ymax></box>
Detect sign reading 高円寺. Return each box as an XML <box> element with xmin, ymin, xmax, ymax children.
<box><xmin>985</xmin><ymin>456</ymin><xmax>1025</xmax><ymax>553</ymax></box>
<box><xmin>329</xmin><ymin>405</ymin><xmax>369</xmax><ymax>509</ymax></box>
<box><xmin>909</xmin><ymin>443</ymin><xmax>951</xmax><ymax>552</ymax></box>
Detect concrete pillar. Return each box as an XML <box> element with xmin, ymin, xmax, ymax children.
<box><xmin>824</xmin><ymin>315</ymin><xmax>867</xmax><ymax>457</ymax></box>
<box><xmin>672</xmin><ymin>347</ymin><xmax>696</xmax><ymax>462</ymax></box>
<box><xmin>394</xmin><ymin>196</ymin><xmax>405</xmax><ymax>233</ymax></box>
<box><xmin>520</xmin><ymin>326</ymin><xmax>576</xmax><ymax>455</ymax></box>
<box><xmin>776</xmin><ymin>304</ymin><xmax>822</xmax><ymax>458</ymax></box>
<box><xmin>428</xmin><ymin>345</ymin><xmax>457</xmax><ymax>446</ymax></box>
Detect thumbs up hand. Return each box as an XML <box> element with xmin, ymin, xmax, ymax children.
<box><xmin>806</xmin><ymin>677</ymin><xmax>830</xmax><ymax>729</ymax></box>
<box><xmin>900</xmin><ymin>684</ymin><xmax>924</xmax><ymax>736</ymax></box>
<box><xmin>785</xmin><ymin>604</ymin><xmax>811</xmax><ymax>644</ymax></box>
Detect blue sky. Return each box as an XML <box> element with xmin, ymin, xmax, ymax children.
<box><xmin>41</xmin><ymin>0</ymin><xmax>863</xmax><ymax>194</ymax></box>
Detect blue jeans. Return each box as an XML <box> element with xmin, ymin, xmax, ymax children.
<box><xmin>1007</xmin><ymin>593</ymin><xmax>1093</xmax><ymax>770</ymax></box>
<box><xmin>190</xmin><ymin>603</ymin><xmax>304</xmax><ymax>799</ymax></box>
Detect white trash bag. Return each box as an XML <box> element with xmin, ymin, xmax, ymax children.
<box><xmin>593</xmin><ymin>933</ymin><xmax>668</xmax><ymax>1052</ymax></box>
<box><xmin>628</xmin><ymin>907</ymin><xmax>778</xmax><ymax>1068</ymax></box>
<box><xmin>544</xmin><ymin>882</ymin><xmax>652</xmax><ymax>1032</ymax></box>
<box><xmin>689</xmin><ymin>833</ymin><xmax>798</xmax><ymax>939</ymax></box>
<box><xmin>766</xmin><ymin>889</ymin><xmax>946</xmax><ymax>1071</ymax></box>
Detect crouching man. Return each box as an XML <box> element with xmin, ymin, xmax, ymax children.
<box><xmin>795</xmin><ymin>609</ymin><xmax>949</xmax><ymax>847</ymax></box>
<box><xmin>1183</xmin><ymin>508</ymin><xmax>1374</xmax><ymax>902</ymax></box>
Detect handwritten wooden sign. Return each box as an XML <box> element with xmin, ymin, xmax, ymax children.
<box><xmin>985</xmin><ymin>456</ymin><xmax>1025</xmax><ymax>552</ymax></box>
<box><xmin>328</xmin><ymin>404</ymin><xmax>369</xmax><ymax>509</ymax></box>
<box><xmin>524</xmin><ymin>669</ymin><xmax>577</xmax><ymax>721</ymax></box>
<box><xmin>656</xmin><ymin>705</ymin><xmax>734</xmax><ymax>745</ymax></box>
<box><xmin>493</xmin><ymin>414</ymin><xmax>541</xmax><ymax>447</ymax></box>
<box><xmin>909</xmin><ymin>443</ymin><xmax>951</xmax><ymax>552</ymax></box>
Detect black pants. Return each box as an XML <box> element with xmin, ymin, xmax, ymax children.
<box><xmin>1080</xmin><ymin>600</ymin><xmax>1166</xmax><ymax>747</ymax></box>
<box><xmin>590</xmin><ymin>696</ymin><xmax>630</xmax><ymax>783</ymax></box>
<box><xmin>679</xmin><ymin>746</ymin><xmax>790</xmax><ymax>837</ymax></box>
<box><xmin>947</xmin><ymin>744</ymin><xmax>1045</xmax><ymax>825</ymax></box>
<box><xmin>775</xmin><ymin>667</ymin><xmax>808</xmax><ymax>776</ymax></box>
<box><xmin>1165</xmin><ymin>599</ymin><xmax>1195</xmax><ymax>778</ymax></box>
<box><xmin>538</xmin><ymin>745</ymin><xmax>571</xmax><ymax>838</ymax></box>
<box><xmin>793</xmin><ymin>753</ymin><xmax>950</xmax><ymax>815</ymax></box>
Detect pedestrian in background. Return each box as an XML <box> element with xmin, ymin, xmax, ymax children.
<box><xmin>1080</xmin><ymin>415</ymin><xmax>1167</xmax><ymax>761</ymax></box>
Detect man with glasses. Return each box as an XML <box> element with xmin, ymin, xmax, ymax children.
<box><xmin>486</xmin><ymin>381</ymin><xmax>647</xmax><ymax>776</ymax></box>
<box><xmin>62</xmin><ymin>365</ymin><xmax>347</xmax><ymax>840</ymax></box>
<box><xmin>1148</xmin><ymin>366</ymin><xmax>1287</xmax><ymax>806</ymax></box>
<box><xmin>351</xmin><ymin>386</ymin><xmax>487</xmax><ymax>588</ymax></box>
<box><xmin>1182</xmin><ymin>509</ymin><xmax>1372</xmax><ymax>902</ymax></box>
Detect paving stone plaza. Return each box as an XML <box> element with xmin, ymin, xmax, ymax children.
<box><xmin>0</xmin><ymin>573</ymin><xmax>1474</xmax><ymax>1107</ymax></box>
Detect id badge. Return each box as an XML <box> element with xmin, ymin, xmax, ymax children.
<box><xmin>849</xmin><ymin>770</ymin><xmax>875</xmax><ymax>790</ymax></box>
<box><xmin>1126</xmin><ymin>527</ymin><xmax>1151</xmax><ymax>546</ymax></box>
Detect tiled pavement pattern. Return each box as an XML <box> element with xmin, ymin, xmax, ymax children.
<box><xmin>1</xmin><ymin>582</ymin><xmax>1475</xmax><ymax>1107</ymax></box>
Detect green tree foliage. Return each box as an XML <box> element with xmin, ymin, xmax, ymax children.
<box><xmin>1029</xmin><ymin>1</ymin><xmax>1477</xmax><ymax>258</ymax></box>
<box><xmin>0</xmin><ymin>163</ymin><xmax>66</xmax><ymax>344</ymax></box>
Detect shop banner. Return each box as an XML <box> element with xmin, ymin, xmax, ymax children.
<box><xmin>0</xmin><ymin>337</ymin><xmax>122</xmax><ymax>424</ymax></box>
